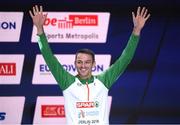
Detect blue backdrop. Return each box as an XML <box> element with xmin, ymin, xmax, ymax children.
<box><xmin>0</xmin><ymin>0</ymin><xmax>180</xmax><ymax>124</ymax></box>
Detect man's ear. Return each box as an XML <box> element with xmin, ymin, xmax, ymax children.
<box><xmin>93</xmin><ymin>61</ymin><xmax>96</xmax><ymax>68</ymax></box>
<box><xmin>74</xmin><ymin>61</ymin><xmax>76</xmax><ymax>66</ymax></box>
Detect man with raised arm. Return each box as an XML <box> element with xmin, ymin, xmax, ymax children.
<box><xmin>29</xmin><ymin>5</ymin><xmax>150</xmax><ymax>125</ymax></box>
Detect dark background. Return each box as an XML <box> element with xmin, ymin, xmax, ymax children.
<box><xmin>0</xmin><ymin>0</ymin><xmax>180</xmax><ymax>124</ymax></box>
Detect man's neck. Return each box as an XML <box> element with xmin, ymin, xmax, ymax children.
<box><xmin>77</xmin><ymin>75</ymin><xmax>94</xmax><ymax>84</ymax></box>
<box><xmin>78</xmin><ymin>74</ymin><xmax>92</xmax><ymax>80</ymax></box>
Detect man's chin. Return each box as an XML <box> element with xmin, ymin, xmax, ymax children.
<box><xmin>79</xmin><ymin>74</ymin><xmax>87</xmax><ymax>77</ymax></box>
<box><xmin>79</xmin><ymin>73</ymin><xmax>89</xmax><ymax>78</ymax></box>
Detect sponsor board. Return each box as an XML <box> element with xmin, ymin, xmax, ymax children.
<box><xmin>41</xmin><ymin>105</ymin><xmax>65</xmax><ymax>118</ymax></box>
<box><xmin>32</xmin><ymin>54</ymin><xmax>111</xmax><ymax>84</ymax></box>
<box><xmin>0</xmin><ymin>12</ymin><xmax>23</xmax><ymax>42</ymax></box>
<box><xmin>0</xmin><ymin>54</ymin><xmax>24</xmax><ymax>84</ymax></box>
<box><xmin>33</xmin><ymin>96</ymin><xmax>66</xmax><ymax>125</ymax></box>
<box><xmin>31</xmin><ymin>12</ymin><xmax>110</xmax><ymax>43</ymax></box>
<box><xmin>0</xmin><ymin>97</ymin><xmax>25</xmax><ymax>124</ymax></box>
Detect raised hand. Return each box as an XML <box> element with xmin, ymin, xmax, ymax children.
<box><xmin>132</xmin><ymin>6</ymin><xmax>150</xmax><ymax>36</ymax></box>
<box><xmin>29</xmin><ymin>5</ymin><xmax>47</xmax><ymax>35</ymax></box>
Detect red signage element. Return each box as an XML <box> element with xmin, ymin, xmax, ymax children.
<box><xmin>41</xmin><ymin>105</ymin><xmax>65</xmax><ymax>118</ymax></box>
<box><xmin>0</xmin><ymin>63</ymin><xmax>16</xmax><ymax>75</ymax></box>
<box><xmin>44</xmin><ymin>14</ymin><xmax>98</xmax><ymax>29</ymax></box>
<box><xmin>69</xmin><ymin>15</ymin><xmax>98</xmax><ymax>26</ymax></box>
<box><xmin>76</xmin><ymin>102</ymin><xmax>95</xmax><ymax>108</ymax></box>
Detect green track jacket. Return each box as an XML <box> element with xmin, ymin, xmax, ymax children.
<box><xmin>38</xmin><ymin>33</ymin><xmax>139</xmax><ymax>125</ymax></box>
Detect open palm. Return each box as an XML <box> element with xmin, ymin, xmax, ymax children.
<box><xmin>29</xmin><ymin>5</ymin><xmax>47</xmax><ymax>30</ymax></box>
<box><xmin>132</xmin><ymin>7</ymin><xmax>150</xmax><ymax>31</ymax></box>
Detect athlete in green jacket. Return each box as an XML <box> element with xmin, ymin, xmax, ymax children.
<box><xmin>30</xmin><ymin>5</ymin><xmax>150</xmax><ymax>125</ymax></box>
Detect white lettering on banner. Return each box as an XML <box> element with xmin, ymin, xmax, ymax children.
<box><xmin>0</xmin><ymin>63</ymin><xmax>16</xmax><ymax>75</ymax></box>
<box><xmin>31</xmin><ymin>12</ymin><xmax>110</xmax><ymax>43</ymax></box>
<box><xmin>0</xmin><ymin>55</ymin><xmax>24</xmax><ymax>84</ymax></box>
<box><xmin>76</xmin><ymin>102</ymin><xmax>99</xmax><ymax>108</ymax></box>
<box><xmin>41</xmin><ymin>105</ymin><xmax>65</xmax><ymax>117</ymax></box>
<box><xmin>32</xmin><ymin>54</ymin><xmax>111</xmax><ymax>84</ymax></box>
<box><xmin>0</xmin><ymin>97</ymin><xmax>25</xmax><ymax>125</ymax></box>
<box><xmin>0</xmin><ymin>12</ymin><xmax>23</xmax><ymax>42</ymax></box>
<box><xmin>70</xmin><ymin>15</ymin><xmax>98</xmax><ymax>26</ymax></box>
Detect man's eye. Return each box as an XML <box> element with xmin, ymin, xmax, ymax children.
<box><xmin>86</xmin><ymin>61</ymin><xmax>91</xmax><ymax>64</ymax></box>
<box><xmin>77</xmin><ymin>61</ymin><xmax>82</xmax><ymax>64</ymax></box>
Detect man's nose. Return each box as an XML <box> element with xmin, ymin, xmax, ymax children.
<box><xmin>81</xmin><ymin>62</ymin><xmax>86</xmax><ymax>67</ymax></box>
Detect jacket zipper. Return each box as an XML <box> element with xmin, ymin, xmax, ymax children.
<box><xmin>86</xmin><ymin>82</ymin><xmax>90</xmax><ymax>101</ymax></box>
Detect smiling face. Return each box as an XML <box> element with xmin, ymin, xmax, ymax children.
<box><xmin>75</xmin><ymin>53</ymin><xmax>95</xmax><ymax>79</ymax></box>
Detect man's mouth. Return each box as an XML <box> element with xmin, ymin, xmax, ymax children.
<box><xmin>80</xmin><ymin>68</ymin><xmax>87</xmax><ymax>72</ymax></box>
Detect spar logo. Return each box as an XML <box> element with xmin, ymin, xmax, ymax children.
<box><xmin>0</xmin><ymin>63</ymin><xmax>16</xmax><ymax>75</ymax></box>
<box><xmin>41</xmin><ymin>105</ymin><xmax>65</xmax><ymax>118</ymax></box>
<box><xmin>76</xmin><ymin>101</ymin><xmax>99</xmax><ymax>108</ymax></box>
<box><xmin>44</xmin><ymin>15</ymin><xmax>98</xmax><ymax>29</ymax></box>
